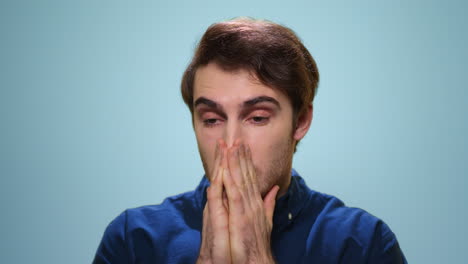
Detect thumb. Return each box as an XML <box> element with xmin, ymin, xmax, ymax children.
<box><xmin>263</xmin><ymin>185</ymin><xmax>280</xmax><ymax>225</ymax></box>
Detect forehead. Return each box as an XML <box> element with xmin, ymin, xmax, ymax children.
<box><xmin>193</xmin><ymin>63</ymin><xmax>285</xmax><ymax>106</ymax></box>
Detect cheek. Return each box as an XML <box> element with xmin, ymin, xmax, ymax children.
<box><xmin>243</xmin><ymin>122</ymin><xmax>293</xmax><ymax>166</ymax></box>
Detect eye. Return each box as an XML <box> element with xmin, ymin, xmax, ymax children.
<box><xmin>249</xmin><ymin>116</ymin><xmax>269</xmax><ymax>125</ymax></box>
<box><xmin>203</xmin><ymin>118</ymin><xmax>221</xmax><ymax>127</ymax></box>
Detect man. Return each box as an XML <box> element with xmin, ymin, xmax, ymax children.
<box><xmin>93</xmin><ymin>18</ymin><xmax>407</xmax><ymax>263</ymax></box>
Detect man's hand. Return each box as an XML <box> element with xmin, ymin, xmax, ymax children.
<box><xmin>197</xmin><ymin>139</ymin><xmax>279</xmax><ymax>264</ymax></box>
<box><xmin>197</xmin><ymin>140</ymin><xmax>231</xmax><ymax>264</ymax></box>
<box><xmin>223</xmin><ymin>141</ymin><xmax>279</xmax><ymax>264</ymax></box>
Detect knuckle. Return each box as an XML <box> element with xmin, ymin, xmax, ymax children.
<box><xmin>206</xmin><ymin>187</ymin><xmax>216</xmax><ymax>200</ymax></box>
<box><xmin>231</xmin><ymin>191</ymin><xmax>242</xmax><ymax>203</ymax></box>
<box><xmin>206</xmin><ymin>191</ymin><xmax>213</xmax><ymax>201</ymax></box>
<box><xmin>252</xmin><ymin>202</ymin><xmax>263</xmax><ymax>215</ymax></box>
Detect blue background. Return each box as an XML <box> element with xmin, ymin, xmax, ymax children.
<box><xmin>1</xmin><ymin>0</ymin><xmax>467</xmax><ymax>263</ymax></box>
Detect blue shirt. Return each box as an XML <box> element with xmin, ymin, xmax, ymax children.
<box><xmin>93</xmin><ymin>170</ymin><xmax>407</xmax><ymax>263</ymax></box>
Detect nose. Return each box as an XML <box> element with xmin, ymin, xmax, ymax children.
<box><xmin>223</xmin><ymin>120</ymin><xmax>242</xmax><ymax>147</ymax></box>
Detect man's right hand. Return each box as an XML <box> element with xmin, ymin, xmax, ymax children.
<box><xmin>197</xmin><ymin>140</ymin><xmax>231</xmax><ymax>264</ymax></box>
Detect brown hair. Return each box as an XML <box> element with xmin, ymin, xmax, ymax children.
<box><xmin>181</xmin><ymin>17</ymin><xmax>319</xmax><ymax>129</ymax></box>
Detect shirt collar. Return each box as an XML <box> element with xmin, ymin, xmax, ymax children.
<box><xmin>194</xmin><ymin>169</ymin><xmax>309</xmax><ymax>231</ymax></box>
<box><xmin>272</xmin><ymin>169</ymin><xmax>309</xmax><ymax>231</ymax></box>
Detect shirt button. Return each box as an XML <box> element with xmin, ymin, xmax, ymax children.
<box><xmin>288</xmin><ymin>212</ymin><xmax>292</xmax><ymax>220</ymax></box>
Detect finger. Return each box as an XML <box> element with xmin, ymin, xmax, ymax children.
<box><xmin>202</xmin><ymin>203</ymin><xmax>210</xmax><ymax>238</ymax></box>
<box><xmin>238</xmin><ymin>143</ymin><xmax>254</xmax><ymax>202</ymax></box>
<box><xmin>206</xmin><ymin>140</ymin><xmax>224</xmax><ymax>207</ymax></box>
<box><xmin>238</xmin><ymin>143</ymin><xmax>250</xmax><ymax>185</ymax></box>
<box><xmin>219</xmin><ymin>138</ymin><xmax>229</xmax><ymax>165</ymax></box>
<box><xmin>222</xmin><ymin>190</ymin><xmax>229</xmax><ymax>211</ymax></box>
<box><xmin>207</xmin><ymin>183</ymin><xmax>224</xmax><ymax>218</ymax></box>
<box><xmin>227</xmin><ymin>144</ymin><xmax>253</xmax><ymax>209</ymax></box>
<box><xmin>211</xmin><ymin>140</ymin><xmax>222</xmax><ymax>182</ymax></box>
<box><xmin>207</xmin><ymin>148</ymin><xmax>226</xmax><ymax>219</ymax></box>
<box><xmin>263</xmin><ymin>185</ymin><xmax>280</xmax><ymax>226</ymax></box>
<box><xmin>211</xmin><ymin>139</ymin><xmax>227</xmax><ymax>189</ymax></box>
<box><xmin>222</xmin><ymin>167</ymin><xmax>244</xmax><ymax>215</ymax></box>
<box><xmin>206</xmin><ymin>175</ymin><xmax>230</xmax><ymax>257</ymax></box>
<box><xmin>203</xmin><ymin>202</ymin><xmax>209</xmax><ymax>223</ymax></box>
<box><xmin>202</xmin><ymin>140</ymin><xmax>232</xmax><ymax>263</ymax></box>
<box><xmin>228</xmin><ymin>144</ymin><xmax>244</xmax><ymax>188</ymax></box>
<box><xmin>198</xmin><ymin>204</ymin><xmax>211</xmax><ymax>260</ymax></box>
<box><xmin>245</xmin><ymin>144</ymin><xmax>260</xmax><ymax>194</ymax></box>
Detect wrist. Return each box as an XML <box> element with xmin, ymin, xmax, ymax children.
<box><xmin>196</xmin><ymin>252</ymin><xmax>212</xmax><ymax>264</ymax></box>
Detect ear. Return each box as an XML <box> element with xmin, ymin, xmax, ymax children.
<box><xmin>293</xmin><ymin>104</ymin><xmax>313</xmax><ymax>141</ymax></box>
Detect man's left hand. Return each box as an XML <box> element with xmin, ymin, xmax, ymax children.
<box><xmin>222</xmin><ymin>141</ymin><xmax>280</xmax><ymax>264</ymax></box>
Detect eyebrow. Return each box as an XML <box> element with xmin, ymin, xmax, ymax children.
<box><xmin>243</xmin><ymin>96</ymin><xmax>281</xmax><ymax>109</ymax></box>
<box><xmin>193</xmin><ymin>95</ymin><xmax>281</xmax><ymax>112</ymax></box>
<box><xmin>194</xmin><ymin>97</ymin><xmax>222</xmax><ymax>109</ymax></box>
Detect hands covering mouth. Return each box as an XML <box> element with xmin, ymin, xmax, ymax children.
<box><xmin>197</xmin><ymin>139</ymin><xmax>280</xmax><ymax>264</ymax></box>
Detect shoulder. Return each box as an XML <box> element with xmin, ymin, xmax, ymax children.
<box><xmin>312</xmin><ymin>191</ymin><xmax>382</xmax><ymax>238</ymax></box>
<box><xmin>122</xmin><ymin>188</ymin><xmax>202</xmax><ymax>232</ymax></box>
<box><xmin>93</xmin><ymin>189</ymin><xmax>203</xmax><ymax>263</ymax></box>
<box><xmin>305</xmin><ymin>188</ymin><xmax>406</xmax><ymax>263</ymax></box>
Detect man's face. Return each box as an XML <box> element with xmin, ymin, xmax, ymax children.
<box><xmin>192</xmin><ymin>62</ymin><xmax>298</xmax><ymax>197</ymax></box>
